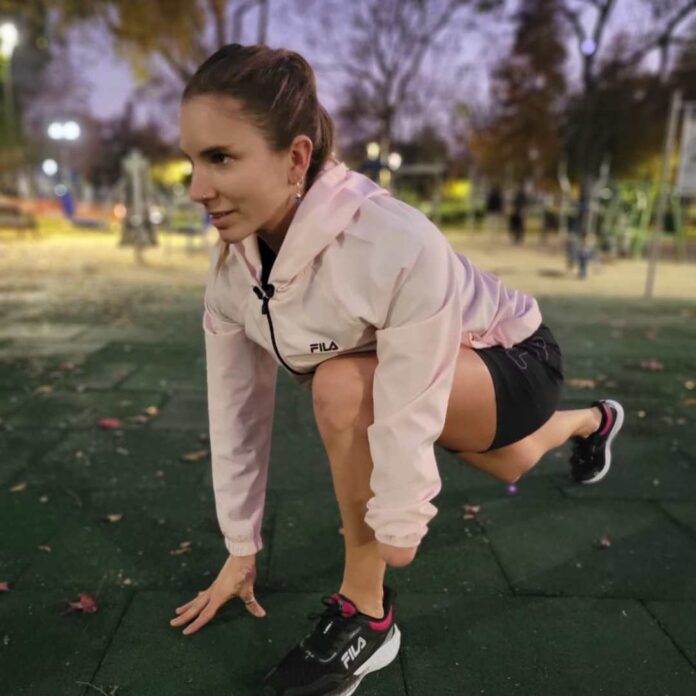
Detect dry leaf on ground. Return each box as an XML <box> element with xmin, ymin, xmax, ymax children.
<box><xmin>0</xmin><ymin>581</ymin><xmax>9</xmax><ymax>591</ymax></box>
<box><xmin>568</xmin><ymin>378</ymin><xmax>597</xmax><ymax>389</ymax></box>
<box><xmin>181</xmin><ymin>449</ymin><xmax>209</xmax><ymax>462</ymax></box>
<box><xmin>640</xmin><ymin>359</ymin><xmax>664</xmax><ymax>371</ymax></box>
<box><xmin>62</xmin><ymin>592</ymin><xmax>98</xmax><ymax>615</ymax></box>
<box><xmin>463</xmin><ymin>504</ymin><xmax>481</xmax><ymax>520</ymax></box>
<box><xmin>170</xmin><ymin>541</ymin><xmax>192</xmax><ymax>556</ymax></box>
<box><xmin>98</xmin><ymin>418</ymin><xmax>122</xmax><ymax>430</ymax></box>
<box><xmin>10</xmin><ymin>481</ymin><xmax>27</xmax><ymax>492</ymax></box>
<box><xmin>104</xmin><ymin>514</ymin><xmax>123</xmax><ymax>523</ymax></box>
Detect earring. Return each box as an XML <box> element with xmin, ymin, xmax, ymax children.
<box><xmin>295</xmin><ymin>178</ymin><xmax>305</xmax><ymax>203</ymax></box>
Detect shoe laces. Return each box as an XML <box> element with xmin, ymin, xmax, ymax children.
<box><xmin>302</xmin><ymin>596</ymin><xmax>355</xmax><ymax>654</ymax></box>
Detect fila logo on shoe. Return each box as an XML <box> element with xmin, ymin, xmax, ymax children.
<box><xmin>310</xmin><ymin>341</ymin><xmax>339</xmax><ymax>353</ymax></box>
<box><xmin>341</xmin><ymin>635</ymin><xmax>367</xmax><ymax>669</ymax></box>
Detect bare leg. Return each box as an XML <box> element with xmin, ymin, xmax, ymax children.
<box><xmin>447</xmin><ymin>408</ymin><xmax>602</xmax><ymax>484</ymax></box>
<box><xmin>437</xmin><ymin>347</ymin><xmax>602</xmax><ymax>483</ymax></box>
<box><xmin>312</xmin><ymin>353</ymin><xmax>385</xmax><ymax>619</ymax></box>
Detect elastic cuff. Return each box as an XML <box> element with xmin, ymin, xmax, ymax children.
<box><xmin>375</xmin><ymin>532</ymin><xmax>422</xmax><ymax>548</ymax></box>
<box><xmin>224</xmin><ymin>537</ymin><xmax>263</xmax><ymax>557</ymax></box>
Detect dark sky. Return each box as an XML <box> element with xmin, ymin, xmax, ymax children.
<box><xmin>69</xmin><ymin>1</ymin><xmax>657</xmax><ymax>122</ymax></box>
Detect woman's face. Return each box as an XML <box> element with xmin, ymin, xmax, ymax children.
<box><xmin>179</xmin><ymin>95</ymin><xmax>308</xmax><ymax>244</ymax></box>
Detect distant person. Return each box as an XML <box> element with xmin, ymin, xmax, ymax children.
<box><xmin>509</xmin><ymin>185</ymin><xmax>527</xmax><ymax>244</ymax></box>
<box><xmin>485</xmin><ymin>184</ymin><xmax>503</xmax><ymax>239</ymax></box>
<box><xmin>173</xmin><ymin>43</ymin><xmax>625</xmax><ymax>696</ymax></box>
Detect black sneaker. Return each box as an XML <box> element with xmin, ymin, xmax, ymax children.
<box><xmin>570</xmin><ymin>399</ymin><xmax>625</xmax><ymax>484</ymax></box>
<box><xmin>262</xmin><ymin>585</ymin><xmax>401</xmax><ymax>696</ymax></box>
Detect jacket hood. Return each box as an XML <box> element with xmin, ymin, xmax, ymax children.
<box><xmin>232</xmin><ymin>160</ymin><xmax>389</xmax><ymax>285</ymax></box>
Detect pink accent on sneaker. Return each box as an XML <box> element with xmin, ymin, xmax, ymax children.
<box><xmin>369</xmin><ymin>605</ymin><xmax>393</xmax><ymax>631</ymax></box>
<box><xmin>598</xmin><ymin>404</ymin><xmax>614</xmax><ymax>437</ymax></box>
<box><xmin>332</xmin><ymin>593</ymin><xmax>357</xmax><ymax>618</ymax></box>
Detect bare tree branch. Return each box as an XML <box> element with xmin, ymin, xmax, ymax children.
<box><xmin>622</xmin><ymin>0</ymin><xmax>696</xmax><ymax>67</ymax></box>
<box><xmin>207</xmin><ymin>0</ymin><xmax>228</xmax><ymax>47</ymax></box>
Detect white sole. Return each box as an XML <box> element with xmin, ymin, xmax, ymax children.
<box><xmin>582</xmin><ymin>400</ymin><xmax>624</xmax><ymax>485</ymax></box>
<box><xmin>334</xmin><ymin>625</ymin><xmax>402</xmax><ymax>696</ymax></box>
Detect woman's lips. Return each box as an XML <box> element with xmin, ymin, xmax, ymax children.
<box><xmin>209</xmin><ymin>210</ymin><xmax>237</xmax><ymax>226</ymax></box>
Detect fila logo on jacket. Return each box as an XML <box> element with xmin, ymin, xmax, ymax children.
<box><xmin>310</xmin><ymin>340</ymin><xmax>339</xmax><ymax>353</ymax></box>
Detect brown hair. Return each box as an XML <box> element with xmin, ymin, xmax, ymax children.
<box><xmin>182</xmin><ymin>44</ymin><xmax>336</xmax><ymax>274</ymax></box>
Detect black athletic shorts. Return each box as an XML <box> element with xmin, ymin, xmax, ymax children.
<box><xmin>473</xmin><ymin>322</ymin><xmax>564</xmax><ymax>451</ymax></box>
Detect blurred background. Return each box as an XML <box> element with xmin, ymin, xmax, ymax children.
<box><xmin>0</xmin><ymin>0</ymin><xmax>695</xmax><ymax>283</ymax></box>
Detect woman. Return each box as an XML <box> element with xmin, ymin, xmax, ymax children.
<box><xmin>170</xmin><ymin>44</ymin><xmax>624</xmax><ymax>696</ymax></box>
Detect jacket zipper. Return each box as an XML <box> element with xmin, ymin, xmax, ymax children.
<box><xmin>252</xmin><ymin>283</ymin><xmax>314</xmax><ymax>376</ymax></box>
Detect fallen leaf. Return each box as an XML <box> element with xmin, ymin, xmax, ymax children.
<box><xmin>33</xmin><ymin>385</ymin><xmax>53</xmax><ymax>396</ymax></box>
<box><xmin>62</xmin><ymin>592</ymin><xmax>98</xmax><ymax>615</ymax></box>
<box><xmin>10</xmin><ymin>481</ymin><xmax>27</xmax><ymax>493</ymax></box>
<box><xmin>115</xmin><ymin>447</ymin><xmax>129</xmax><ymax>456</ymax></box>
<box><xmin>39</xmin><ymin>495</ymin><xmax>48</xmax><ymax>503</ymax></box>
<box><xmin>598</xmin><ymin>537</ymin><xmax>611</xmax><ymax>549</ymax></box>
<box><xmin>104</xmin><ymin>514</ymin><xmax>123</xmax><ymax>523</ymax></box>
<box><xmin>684</xmin><ymin>399</ymin><xmax>696</xmax><ymax>408</ymax></box>
<box><xmin>170</xmin><ymin>541</ymin><xmax>192</xmax><ymax>556</ymax></box>
<box><xmin>568</xmin><ymin>378</ymin><xmax>597</xmax><ymax>389</ymax></box>
<box><xmin>685</xmin><ymin>380</ymin><xmax>695</xmax><ymax>391</ymax></box>
<box><xmin>463</xmin><ymin>504</ymin><xmax>481</xmax><ymax>520</ymax></box>
<box><xmin>640</xmin><ymin>359</ymin><xmax>664</xmax><ymax>371</ymax></box>
<box><xmin>98</xmin><ymin>418</ymin><xmax>122</xmax><ymax>430</ymax></box>
<box><xmin>181</xmin><ymin>449</ymin><xmax>209</xmax><ymax>462</ymax></box>
<box><xmin>637</xmin><ymin>410</ymin><xmax>647</xmax><ymax>418</ymax></box>
<box><xmin>144</xmin><ymin>405</ymin><xmax>160</xmax><ymax>417</ymax></box>
<box><xmin>126</xmin><ymin>414</ymin><xmax>149</xmax><ymax>424</ymax></box>
<box><xmin>0</xmin><ymin>581</ymin><xmax>9</xmax><ymax>591</ymax></box>
<box><xmin>38</xmin><ymin>545</ymin><xmax>51</xmax><ymax>552</ymax></box>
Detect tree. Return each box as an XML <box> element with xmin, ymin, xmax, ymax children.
<box><xmin>559</xmin><ymin>0</ymin><xmax>696</xmax><ymax>192</ymax></box>
<box><xmin>468</xmin><ymin>0</ymin><xmax>567</xmax><ymax>185</ymax></box>
<box><xmin>288</xmin><ymin>0</ymin><xmax>503</xmax><ymax>161</ymax></box>
<box><xmin>80</xmin><ymin>100</ymin><xmax>176</xmax><ymax>188</ymax></box>
<box><xmin>7</xmin><ymin>0</ymin><xmax>271</xmax><ymax>84</ymax></box>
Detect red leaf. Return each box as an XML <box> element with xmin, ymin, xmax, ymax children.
<box><xmin>98</xmin><ymin>418</ymin><xmax>122</xmax><ymax>430</ymax></box>
<box><xmin>63</xmin><ymin>592</ymin><xmax>98</xmax><ymax>615</ymax></box>
<box><xmin>0</xmin><ymin>581</ymin><xmax>9</xmax><ymax>591</ymax></box>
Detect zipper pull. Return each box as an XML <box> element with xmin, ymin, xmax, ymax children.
<box><xmin>252</xmin><ymin>284</ymin><xmax>275</xmax><ymax>315</ymax></box>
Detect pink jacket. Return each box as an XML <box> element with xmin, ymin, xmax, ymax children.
<box><xmin>203</xmin><ymin>161</ymin><xmax>541</xmax><ymax>556</ymax></box>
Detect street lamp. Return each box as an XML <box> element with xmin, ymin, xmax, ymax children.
<box><xmin>0</xmin><ymin>22</ymin><xmax>18</xmax><ymax>144</ymax></box>
<box><xmin>47</xmin><ymin>120</ymin><xmax>81</xmax><ymax>141</ymax></box>
<box><xmin>47</xmin><ymin>119</ymin><xmax>81</xmax><ymax>185</ymax></box>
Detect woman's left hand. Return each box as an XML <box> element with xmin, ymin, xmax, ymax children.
<box><xmin>377</xmin><ymin>542</ymin><xmax>418</xmax><ymax>568</ymax></box>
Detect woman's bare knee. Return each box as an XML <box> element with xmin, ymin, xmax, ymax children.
<box><xmin>312</xmin><ymin>353</ymin><xmax>376</xmax><ymax>431</ymax></box>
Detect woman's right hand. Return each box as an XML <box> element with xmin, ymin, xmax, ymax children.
<box><xmin>169</xmin><ymin>553</ymin><xmax>266</xmax><ymax>636</ymax></box>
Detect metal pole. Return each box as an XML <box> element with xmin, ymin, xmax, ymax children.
<box><xmin>645</xmin><ymin>89</ymin><xmax>682</xmax><ymax>299</ymax></box>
